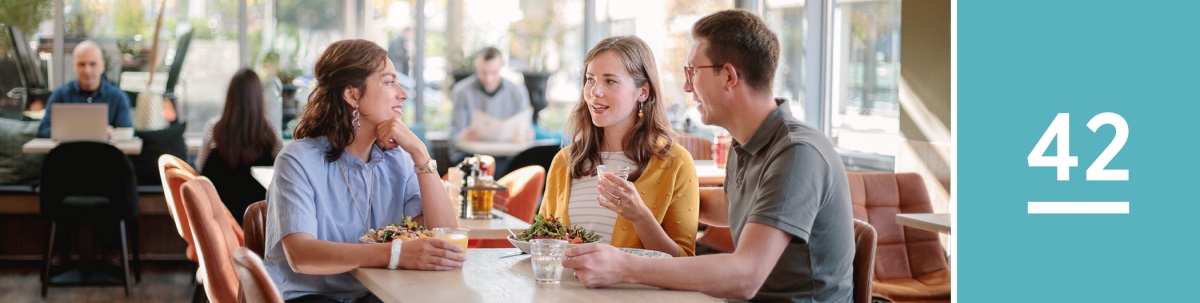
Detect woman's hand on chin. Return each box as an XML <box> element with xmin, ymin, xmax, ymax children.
<box><xmin>375</xmin><ymin>117</ymin><xmax>429</xmax><ymax>158</ymax></box>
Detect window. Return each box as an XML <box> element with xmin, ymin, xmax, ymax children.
<box><xmin>829</xmin><ymin>0</ymin><xmax>900</xmax><ymax>171</ymax></box>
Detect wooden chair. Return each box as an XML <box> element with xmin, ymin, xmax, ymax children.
<box><xmin>232</xmin><ymin>247</ymin><xmax>283</xmax><ymax>303</ymax></box>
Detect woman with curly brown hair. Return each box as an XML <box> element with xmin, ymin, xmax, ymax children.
<box><xmin>264</xmin><ymin>39</ymin><xmax>461</xmax><ymax>302</ymax></box>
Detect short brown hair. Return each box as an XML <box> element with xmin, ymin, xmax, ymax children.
<box><xmin>293</xmin><ymin>39</ymin><xmax>388</xmax><ymax>162</ymax></box>
<box><xmin>477</xmin><ymin>46</ymin><xmax>503</xmax><ymax>61</ymax></box>
<box><xmin>692</xmin><ymin>9</ymin><xmax>780</xmax><ymax>92</ymax></box>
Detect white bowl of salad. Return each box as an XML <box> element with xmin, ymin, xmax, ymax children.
<box><xmin>508</xmin><ymin>214</ymin><xmax>601</xmax><ymax>253</ymax></box>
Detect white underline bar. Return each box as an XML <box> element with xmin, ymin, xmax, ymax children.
<box><xmin>1028</xmin><ymin>202</ymin><xmax>1129</xmax><ymax>214</ymax></box>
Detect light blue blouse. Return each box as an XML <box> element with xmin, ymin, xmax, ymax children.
<box><xmin>264</xmin><ymin>137</ymin><xmax>423</xmax><ymax>301</ymax></box>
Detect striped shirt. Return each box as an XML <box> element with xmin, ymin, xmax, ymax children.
<box><xmin>567</xmin><ymin>152</ymin><xmax>635</xmax><ymax>244</ymax></box>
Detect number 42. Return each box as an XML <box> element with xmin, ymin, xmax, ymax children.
<box><xmin>1027</xmin><ymin>113</ymin><xmax>1129</xmax><ymax>181</ymax></box>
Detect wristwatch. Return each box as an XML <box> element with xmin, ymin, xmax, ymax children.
<box><xmin>416</xmin><ymin>159</ymin><xmax>438</xmax><ymax>174</ymax></box>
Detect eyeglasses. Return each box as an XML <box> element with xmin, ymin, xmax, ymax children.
<box><xmin>683</xmin><ymin>64</ymin><xmax>724</xmax><ymax>88</ymax></box>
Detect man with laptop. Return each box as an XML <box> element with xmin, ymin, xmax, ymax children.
<box><xmin>36</xmin><ymin>40</ymin><xmax>132</xmax><ymax>139</ymax></box>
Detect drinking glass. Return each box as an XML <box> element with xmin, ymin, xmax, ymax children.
<box><xmin>596</xmin><ymin>165</ymin><xmax>633</xmax><ymax>203</ymax></box>
<box><xmin>431</xmin><ymin>227</ymin><xmax>470</xmax><ymax>251</ymax></box>
<box><xmin>468</xmin><ymin>175</ymin><xmax>497</xmax><ymax>219</ymax></box>
<box><xmin>530</xmin><ymin>239</ymin><xmax>568</xmax><ymax>283</ymax></box>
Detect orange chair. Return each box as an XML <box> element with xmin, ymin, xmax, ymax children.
<box><xmin>470</xmin><ymin>166</ymin><xmax>546</xmax><ymax>248</ymax></box>
<box><xmin>675</xmin><ymin>134</ymin><xmax>714</xmax><ymax>160</ymax></box>
<box><xmin>243</xmin><ymin>201</ymin><xmax>268</xmax><ymax>257</ymax></box>
<box><xmin>847</xmin><ymin>172</ymin><xmax>949</xmax><ymax>303</ymax></box>
<box><xmin>232</xmin><ymin>247</ymin><xmax>283</xmax><ymax>303</ymax></box>
<box><xmin>160</xmin><ymin>154</ymin><xmax>198</xmax><ymax>176</ymax></box>
<box><xmin>495</xmin><ymin>165</ymin><xmax>545</xmax><ymax>223</ymax></box>
<box><xmin>163</xmin><ymin>168</ymin><xmax>200</xmax><ymax>262</ymax></box>
<box><xmin>852</xmin><ymin>219</ymin><xmax>878</xmax><ymax>303</ymax></box>
<box><xmin>181</xmin><ymin>177</ymin><xmax>243</xmax><ymax>303</ymax></box>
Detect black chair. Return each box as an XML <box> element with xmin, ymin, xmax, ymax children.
<box><xmin>130</xmin><ymin>121</ymin><xmax>188</xmax><ymax>185</ymax></box>
<box><xmin>498</xmin><ymin>144</ymin><xmax>561</xmax><ymax>179</ymax></box>
<box><xmin>200</xmin><ymin>149</ymin><xmax>274</xmax><ymax>225</ymax></box>
<box><xmin>40</xmin><ymin>142</ymin><xmax>140</xmax><ymax>297</ymax></box>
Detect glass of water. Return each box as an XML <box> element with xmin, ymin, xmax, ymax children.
<box><xmin>530</xmin><ymin>239</ymin><xmax>568</xmax><ymax>283</ymax></box>
<box><xmin>596</xmin><ymin>165</ymin><xmax>633</xmax><ymax>203</ymax></box>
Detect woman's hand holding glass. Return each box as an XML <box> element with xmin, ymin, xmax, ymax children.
<box><xmin>596</xmin><ymin>172</ymin><xmax>653</xmax><ymax>223</ymax></box>
<box><xmin>398</xmin><ymin>237</ymin><xmax>467</xmax><ymax>271</ymax></box>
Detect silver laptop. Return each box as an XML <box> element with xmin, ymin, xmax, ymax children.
<box><xmin>50</xmin><ymin>103</ymin><xmax>109</xmax><ymax>142</ymax></box>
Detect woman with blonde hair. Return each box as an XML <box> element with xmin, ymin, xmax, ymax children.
<box><xmin>539</xmin><ymin>36</ymin><xmax>700</xmax><ymax>257</ymax></box>
<box><xmin>265</xmin><ymin>39</ymin><xmax>462</xmax><ymax>302</ymax></box>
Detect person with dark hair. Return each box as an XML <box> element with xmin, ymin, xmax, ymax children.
<box><xmin>265</xmin><ymin>39</ymin><xmax>462</xmax><ymax>302</ymax></box>
<box><xmin>449</xmin><ymin>46</ymin><xmax>533</xmax><ymax>162</ymax></box>
<box><xmin>197</xmin><ymin>68</ymin><xmax>283</xmax><ymax>224</ymax></box>
<box><xmin>36</xmin><ymin>40</ymin><xmax>132</xmax><ymax>138</ymax></box>
<box><xmin>563</xmin><ymin>10</ymin><xmax>855</xmax><ymax>302</ymax></box>
<box><xmin>538</xmin><ymin>36</ymin><xmax>699</xmax><ymax>257</ymax></box>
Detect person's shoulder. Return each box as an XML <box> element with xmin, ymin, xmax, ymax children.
<box><xmin>50</xmin><ymin>80</ymin><xmax>77</xmax><ymax>96</ymax></box>
<box><xmin>769</xmin><ymin>119</ymin><xmax>842</xmax><ymax>170</ymax></box>
<box><xmin>666</xmin><ymin>141</ymin><xmax>695</xmax><ymax>160</ymax></box>
<box><xmin>278</xmin><ymin>137</ymin><xmax>330</xmax><ymax>162</ymax></box>
<box><xmin>450</xmin><ymin>76</ymin><xmax>478</xmax><ymax>95</ymax></box>
<box><xmin>99</xmin><ymin>80</ymin><xmax>125</xmax><ymax>96</ymax></box>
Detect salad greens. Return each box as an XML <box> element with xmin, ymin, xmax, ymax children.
<box><xmin>516</xmin><ymin>214</ymin><xmax>601</xmax><ymax>244</ymax></box>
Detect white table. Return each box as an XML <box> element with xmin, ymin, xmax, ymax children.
<box><xmin>895</xmin><ymin>213</ymin><xmax>951</xmax><ymax>234</ymax></box>
<box><xmin>692</xmin><ymin>160</ymin><xmax>727</xmax><ymax>187</ymax></box>
<box><xmin>250</xmin><ymin>166</ymin><xmax>530</xmax><ymax>240</ymax></box>
<box><xmin>251</xmin><ymin>166</ymin><xmax>274</xmax><ymax>188</ymax></box>
<box><xmin>22</xmin><ymin>138</ymin><xmax>144</xmax><ymax>155</ymax></box>
<box><xmin>454</xmin><ymin>139</ymin><xmax>559</xmax><ymax>157</ymax></box>
<box><xmin>190</xmin><ymin>137</ymin><xmax>293</xmax><ymax>153</ymax></box>
<box><xmin>351</xmin><ymin>249</ymin><xmax>721</xmax><ymax>303</ymax></box>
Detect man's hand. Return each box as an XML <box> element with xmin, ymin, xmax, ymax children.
<box><xmin>562</xmin><ymin>244</ymin><xmax>629</xmax><ymax>288</ymax></box>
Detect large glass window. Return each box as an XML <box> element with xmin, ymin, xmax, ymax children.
<box><xmin>830</xmin><ymin>0</ymin><xmax>900</xmax><ymax>171</ymax></box>
<box><xmin>40</xmin><ymin>0</ymin><xmax>243</xmax><ymax>133</ymax></box>
<box><xmin>765</xmin><ymin>0</ymin><xmax>808</xmax><ymax>121</ymax></box>
<box><xmin>594</xmin><ymin>0</ymin><xmax>733</xmax><ymax>134</ymax></box>
<box><xmin>251</xmin><ymin>0</ymin><xmax>346</xmax><ymax>136</ymax></box>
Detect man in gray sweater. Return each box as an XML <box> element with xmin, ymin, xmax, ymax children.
<box><xmin>449</xmin><ymin>47</ymin><xmax>533</xmax><ymax>162</ymax></box>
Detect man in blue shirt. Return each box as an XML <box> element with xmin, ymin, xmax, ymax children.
<box><xmin>37</xmin><ymin>40</ymin><xmax>133</xmax><ymax>138</ymax></box>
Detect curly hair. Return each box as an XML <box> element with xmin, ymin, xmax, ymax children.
<box><xmin>293</xmin><ymin>39</ymin><xmax>388</xmax><ymax>162</ymax></box>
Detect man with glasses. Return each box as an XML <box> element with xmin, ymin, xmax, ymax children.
<box><xmin>563</xmin><ymin>10</ymin><xmax>854</xmax><ymax>302</ymax></box>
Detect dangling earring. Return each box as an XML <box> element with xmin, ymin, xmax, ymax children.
<box><xmin>352</xmin><ymin>105</ymin><xmax>361</xmax><ymax>132</ymax></box>
<box><xmin>637</xmin><ymin>102</ymin><xmax>644</xmax><ymax>118</ymax></box>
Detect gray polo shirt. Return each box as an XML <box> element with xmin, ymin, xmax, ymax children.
<box><xmin>726</xmin><ymin>98</ymin><xmax>854</xmax><ymax>303</ymax></box>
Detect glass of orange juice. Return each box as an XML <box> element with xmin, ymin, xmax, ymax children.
<box><xmin>431</xmin><ymin>227</ymin><xmax>470</xmax><ymax>251</ymax></box>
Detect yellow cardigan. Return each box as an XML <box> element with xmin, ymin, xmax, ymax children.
<box><xmin>539</xmin><ymin>143</ymin><xmax>700</xmax><ymax>256</ymax></box>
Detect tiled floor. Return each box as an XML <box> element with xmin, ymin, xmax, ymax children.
<box><xmin>0</xmin><ymin>261</ymin><xmax>196</xmax><ymax>303</ymax></box>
